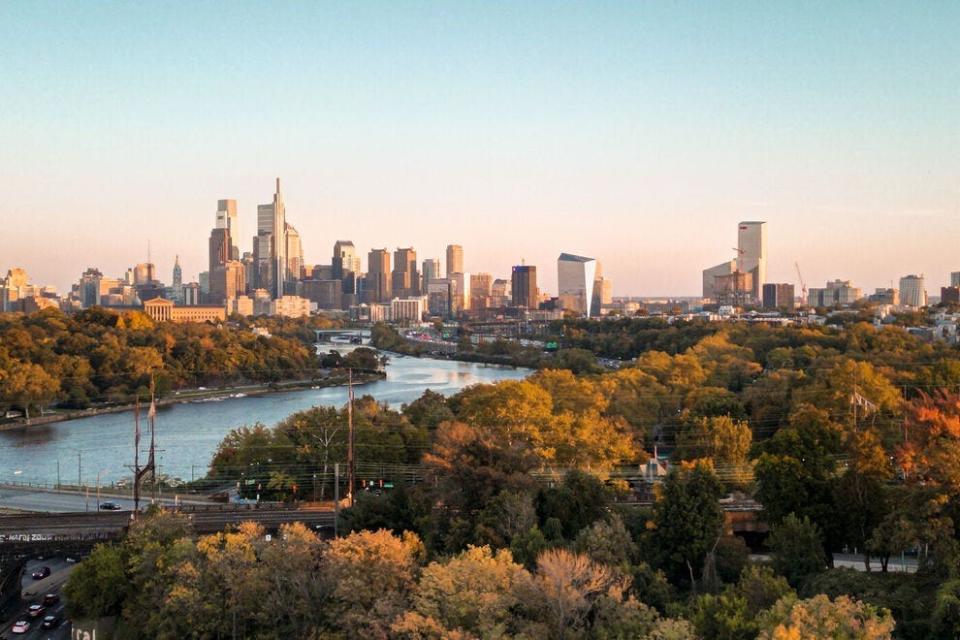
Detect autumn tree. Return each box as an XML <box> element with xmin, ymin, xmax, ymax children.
<box><xmin>757</xmin><ymin>594</ymin><xmax>895</xmax><ymax>640</ymax></box>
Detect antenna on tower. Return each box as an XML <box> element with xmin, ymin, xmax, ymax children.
<box><xmin>147</xmin><ymin>240</ymin><xmax>152</xmax><ymax>264</ymax></box>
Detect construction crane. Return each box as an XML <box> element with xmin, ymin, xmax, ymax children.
<box><xmin>795</xmin><ymin>262</ymin><xmax>807</xmax><ymax>307</ymax></box>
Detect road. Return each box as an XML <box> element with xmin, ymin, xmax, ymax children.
<box><xmin>0</xmin><ymin>557</ymin><xmax>73</xmax><ymax>640</ymax></box>
<box><xmin>0</xmin><ymin>486</ymin><xmax>208</xmax><ymax>514</ymax></box>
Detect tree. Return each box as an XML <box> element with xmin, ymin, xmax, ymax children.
<box><xmin>689</xmin><ymin>592</ymin><xmax>756</xmax><ymax>640</ymax></box>
<box><xmin>899</xmin><ymin>390</ymin><xmax>960</xmax><ymax>491</ymax></box>
<box><xmin>651</xmin><ymin>462</ymin><xmax>724</xmax><ymax>589</ymax></box>
<box><xmin>322</xmin><ymin>529</ymin><xmax>425</xmax><ymax>637</ymax></box>
<box><xmin>536</xmin><ymin>470</ymin><xmax>612</xmax><ymax>540</ymax></box>
<box><xmin>757</xmin><ymin>594</ymin><xmax>895</xmax><ymax>639</ymax></box>
<box><xmin>675</xmin><ymin>415</ymin><xmax>752</xmax><ymax>471</ymax></box>
<box><xmin>1</xmin><ymin>361</ymin><xmax>60</xmax><ymax>419</ymax></box>
<box><xmin>398</xmin><ymin>546</ymin><xmax>528</xmax><ymax>639</ymax></box>
<box><xmin>767</xmin><ymin>514</ymin><xmax>827</xmax><ymax>588</ymax></box>
<box><xmin>64</xmin><ymin>544</ymin><xmax>128</xmax><ymax>619</ymax></box>
<box><xmin>732</xmin><ymin>565</ymin><xmax>793</xmax><ymax>617</ymax></box>
<box><xmin>518</xmin><ymin>548</ymin><xmax>624</xmax><ymax>639</ymax></box>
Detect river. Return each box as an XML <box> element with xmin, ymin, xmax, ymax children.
<box><xmin>0</xmin><ymin>357</ymin><xmax>530</xmax><ymax>487</ymax></box>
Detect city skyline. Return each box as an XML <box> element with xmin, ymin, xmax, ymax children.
<box><xmin>2</xmin><ymin>3</ymin><xmax>959</xmax><ymax>295</ymax></box>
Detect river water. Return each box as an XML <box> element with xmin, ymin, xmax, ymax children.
<box><xmin>0</xmin><ymin>357</ymin><xmax>530</xmax><ymax>487</ymax></box>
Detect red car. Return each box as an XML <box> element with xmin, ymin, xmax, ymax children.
<box><xmin>10</xmin><ymin>620</ymin><xmax>30</xmax><ymax>634</ymax></box>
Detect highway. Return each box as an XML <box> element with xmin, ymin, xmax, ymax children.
<box><xmin>0</xmin><ymin>558</ymin><xmax>73</xmax><ymax>640</ymax></box>
<box><xmin>0</xmin><ymin>485</ymin><xmax>210</xmax><ymax>514</ymax></box>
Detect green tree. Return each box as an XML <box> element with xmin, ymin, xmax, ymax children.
<box><xmin>651</xmin><ymin>462</ymin><xmax>725</xmax><ymax>590</ymax></box>
<box><xmin>768</xmin><ymin>514</ymin><xmax>827</xmax><ymax>588</ymax></box>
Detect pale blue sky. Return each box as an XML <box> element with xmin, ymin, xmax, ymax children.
<box><xmin>1</xmin><ymin>1</ymin><xmax>958</xmax><ymax>295</ymax></box>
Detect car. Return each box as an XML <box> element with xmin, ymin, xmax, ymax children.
<box><xmin>26</xmin><ymin>604</ymin><xmax>45</xmax><ymax>618</ymax></box>
<box><xmin>10</xmin><ymin>620</ymin><xmax>29</xmax><ymax>634</ymax></box>
<box><xmin>42</xmin><ymin>593</ymin><xmax>59</xmax><ymax>606</ymax></box>
<box><xmin>31</xmin><ymin>566</ymin><xmax>51</xmax><ymax>579</ymax></box>
<box><xmin>99</xmin><ymin>501</ymin><xmax>122</xmax><ymax>511</ymax></box>
<box><xmin>41</xmin><ymin>615</ymin><xmax>60</xmax><ymax>629</ymax></box>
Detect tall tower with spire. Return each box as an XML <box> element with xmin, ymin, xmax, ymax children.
<box><xmin>172</xmin><ymin>256</ymin><xmax>183</xmax><ymax>303</ymax></box>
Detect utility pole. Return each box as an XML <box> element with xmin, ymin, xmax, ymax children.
<box><xmin>347</xmin><ymin>368</ymin><xmax>355</xmax><ymax>508</ymax></box>
<box><xmin>77</xmin><ymin>451</ymin><xmax>82</xmax><ymax>488</ymax></box>
<box><xmin>334</xmin><ymin>463</ymin><xmax>340</xmax><ymax>538</ymax></box>
<box><xmin>56</xmin><ymin>459</ymin><xmax>60</xmax><ymax>491</ymax></box>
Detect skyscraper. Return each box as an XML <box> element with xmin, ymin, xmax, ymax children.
<box><xmin>285</xmin><ymin>223</ymin><xmax>303</xmax><ymax>284</ymax></box>
<box><xmin>367</xmin><ymin>249</ymin><xmax>392</xmax><ymax>303</ymax></box>
<box><xmin>422</xmin><ymin>258</ymin><xmax>440</xmax><ymax>286</ymax></box>
<box><xmin>446</xmin><ymin>244</ymin><xmax>463</xmax><ymax>277</ymax></box>
<box><xmin>257</xmin><ymin>178</ymin><xmax>286</xmax><ymax>299</ymax></box>
<box><xmin>216</xmin><ymin>199</ymin><xmax>240</xmax><ymax>259</ymax></box>
<box><xmin>392</xmin><ymin>247</ymin><xmax>419</xmax><ymax>297</ymax></box>
<box><xmin>512</xmin><ymin>265</ymin><xmax>538</xmax><ymax>309</ymax></box>
<box><xmin>737</xmin><ymin>221</ymin><xmax>767</xmax><ymax>301</ymax></box>
<box><xmin>209</xmin><ymin>227</ymin><xmax>231</xmax><ymax>274</ymax></box>
<box><xmin>557</xmin><ymin>253</ymin><xmax>597</xmax><ymax>317</ymax></box>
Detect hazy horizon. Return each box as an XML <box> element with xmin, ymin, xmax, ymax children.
<box><xmin>2</xmin><ymin>2</ymin><xmax>958</xmax><ymax>297</ymax></box>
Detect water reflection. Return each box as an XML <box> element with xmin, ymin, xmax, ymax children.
<box><xmin>0</xmin><ymin>358</ymin><xmax>529</xmax><ymax>486</ymax></box>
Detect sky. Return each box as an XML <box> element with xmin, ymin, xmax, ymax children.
<box><xmin>1</xmin><ymin>1</ymin><xmax>958</xmax><ymax>297</ymax></box>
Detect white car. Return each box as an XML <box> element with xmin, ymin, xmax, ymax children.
<box><xmin>11</xmin><ymin>619</ymin><xmax>30</xmax><ymax>633</ymax></box>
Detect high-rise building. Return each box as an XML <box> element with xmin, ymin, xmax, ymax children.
<box><xmin>941</xmin><ymin>286</ymin><xmax>960</xmax><ymax>305</ymax></box>
<box><xmin>451</xmin><ymin>272</ymin><xmax>471</xmax><ymax>314</ymax></box>
<box><xmin>285</xmin><ymin>223</ymin><xmax>303</xmax><ymax>284</ymax></box>
<box><xmin>952</xmin><ymin>272</ymin><xmax>960</xmax><ymax>288</ymax></box>
<box><xmin>256</xmin><ymin>178</ymin><xmax>286</xmax><ymax>299</ymax></box>
<box><xmin>427</xmin><ymin>278</ymin><xmax>453</xmax><ymax>317</ymax></box>
<box><xmin>491</xmin><ymin>278</ymin><xmax>511</xmax><ymax>307</ymax></box>
<box><xmin>702</xmin><ymin>260</ymin><xmax>736</xmax><ymax>301</ymax></box>
<box><xmin>512</xmin><ymin>265</ymin><xmax>538</xmax><ymax>309</ymax></box>
<box><xmin>762</xmin><ymin>283</ymin><xmax>795</xmax><ymax>310</ymax></box>
<box><xmin>446</xmin><ymin>244</ymin><xmax>463</xmax><ymax>277</ymax></box>
<box><xmin>470</xmin><ymin>273</ymin><xmax>493</xmax><ymax>310</ymax></box>
<box><xmin>209</xmin><ymin>227</ymin><xmax>231</xmax><ymax>274</ymax></box>
<box><xmin>392</xmin><ymin>247</ymin><xmax>419</xmax><ymax>297</ymax></box>
<box><xmin>737</xmin><ymin>221</ymin><xmax>767</xmax><ymax>300</ymax></box>
<box><xmin>367</xmin><ymin>249</ymin><xmax>392</xmax><ymax>303</ymax></box>
<box><xmin>216</xmin><ymin>199</ymin><xmax>240</xmax><ymax>259</ymax></box>
<box><xmin>899</xmin><ymin>274</ymin><xmax>927</xmax><ymax>308</ymax></box>
<box><xmin>557</xmin><ymin>253</ymin><xmax>597</xmax><ymax>317</ymax></box>
<box><xmin>869</xmin><ymin>288</ymin><xmax>900</xmax><ymax>306</ymax></box>
<box><xmin>422</xmin><ymin>259</ymin><xmax>440</xmax><ymax>287</ymax></box>
<box><xmin>332</xmin><ymin>240</ymin><xmax>361</xmax><ymax>294</ymax></box>
<box><xmin>133</xmin><ymin>263</ymin><xmax>156</xmax><ymax>285</ymax></box>
<box><xmin>209</xmin><ymin>260</ymin><xmax>246</xmax><ymax>305</ymax></box>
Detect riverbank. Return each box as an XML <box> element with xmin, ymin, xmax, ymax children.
<box><xmin>0</xmin><ymin>370</ymin><xmax>385</xmax><ymax>432</ymax></box>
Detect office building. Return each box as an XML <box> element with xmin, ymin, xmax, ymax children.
<box><xmin>285</xmin><ymin>224</ymin><xmax>303</xmax><ymax>284</ymax></box>
<box><xmin>899</xmin><ymin>274</ymin><xmax>927</xmax><ymax>308</ymax></box>
<box><xmin>302</xmin><ymin>279</ymin><xmax>343</xmax><ymax>310</ymax></box>
<box><xmin>427</xmin><ymin>279</ymin><xmax>453</xmax><ymax>317</ymax></box>
<box><xmin>270</xmin><ymin>295</ymin><xmax>311</xmax><ymax>318</ymax></box>
<box><xmin>392</xmin><ymin>247</ymin><xmax>419</xmax><ymax>297</ymax></box>
<box><xmin>209</xmin><ymin>227</ymin><xmax>231</xmax><ymax>274</ymax></box>
<box><xmin>807</xmin><ymin>280</ymin><xmax>862</xmax><ymax>307</ymax></box>
<box><xmin>256</xmin><ymin>178</ymin><xmax>287</xmax><ymax>299</ymax></box>
<box><xmin>367</xmin><ymin>249</ymin><xmax>392</xmax><ymax>303</ymax></box>
<box><xmin>470</xmin><ymin>273</ymin><xmax>493</xmax><ymax>310</ymax></box>
<box><xmin>333</xmin><ymin>240</ymin><xmax>361</xmax><ymax>294</ymax></box>
<box><xmin>227</xmin><ymin>295</ymin><xmax>254</xmax><ymax>317</ymax></box>
<box><xmin>762</xmin><ymin>283</ymin><xmax>795</xmax><ymax>310</ymax></box>
<box><xmin>391</xmin><ymin>297</ymin><xmax>427</xmax><ymax>322</ymax></box>
<box><xmin>737</xmin><ymin>221</ymin><xmax>766</xmax><ymax>300</ymax></box>
<box><xmin>216</xmin><ymin>199</ymin><xmax>240</xmax><ymax>259</ymax></box>
<box><xmin>133</xmin><ymin>263</ymin><xmax>156</xmax><ymax>285</ymax></box>
<box><xmin>209</xmin><ymin>260</ymin><xmax>246</xmax><ymax>305</ymax></box>
<box><xmin>491</xmin><ymin>278</ymin><xmax>511</xmax><ymax>308</ymax></box>
<box><xmin>422</xmin><ymin>259</ymin><xmax>440</xmax><ymax>287</ymax></box>
<box><xmin>557</xmin><ymin>253</ymin><xmax>597</xmax><ymax>317</ymax></box>
<box><xmin>715</xmin><ymin>272</ymin><xmax>754</xmax><ymax>306</ymax></box>
<box><xmin>941</xmin><ymin>286</ymin><xmax>960</xmax><ymax>305</ymax></box>
<box><xmin>446</xmin><ymin>244</ymin><xmax>463</xmax><ymax>277</ymax></box>
<box><xmin>512</xmin><ymin>265</ymin><xmax>538</xmax><ymax>309</ymax></box>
